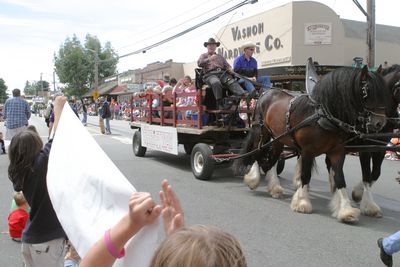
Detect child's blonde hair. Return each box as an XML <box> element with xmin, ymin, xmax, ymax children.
<box><xmin>13</xmin><ymin>192</ymin><xmax>27</xmax><ymax>207</ymax></box>
<box><xmin>150</xmin><ymin>225</ymin><xmax>247</xmax><ymax>267</ymax></box>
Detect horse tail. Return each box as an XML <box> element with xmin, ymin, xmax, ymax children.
<box><xmin>234</xmin><ymin>125</ymin><xmax>261</xmax><ymax>175</ymax></box>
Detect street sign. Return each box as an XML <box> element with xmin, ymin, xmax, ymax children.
<box><xmin>92</xmin><ymin>90</ymin><xmax>100</xmax><ymax>100</ymax></box>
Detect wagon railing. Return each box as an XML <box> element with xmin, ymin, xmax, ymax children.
<box><xmin>130</xmin><ymin>90</ymin><xmax>255</xmax><ymax>129</ymax></box>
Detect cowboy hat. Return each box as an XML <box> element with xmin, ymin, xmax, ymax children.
<box><xmin>204</xmin><ymin>38</ymin><xmax>220</xmax><ymax>47</ymax></box>
<box><xmin>241</xmin><ymin>41</ymin><xmax>257</xmax><ymax>51</ymax></box>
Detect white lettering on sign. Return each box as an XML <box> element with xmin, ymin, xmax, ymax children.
<box><xmin>304</xmin><ymin>23</ymin><xmax>332</xmax><ymax>45</ymax></box>
<box><xmin>141</xmin><ymin>124</ymin><xmax>178</xmax><ymax>155</ymax></box>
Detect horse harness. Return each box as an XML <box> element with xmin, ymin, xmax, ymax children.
<box><xmin>214</xmin><ymin>85</ymin><xmax>385</xmax><ymax>163</ymax></box>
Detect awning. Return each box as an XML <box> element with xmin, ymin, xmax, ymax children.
<box><xmin>109</xmin><ymin>85</ymin><xmax>127</xmax><ymax>95</ymax></box>
<box><xmin>83</xmin><ymin>81</ymin><xmax>118</xmax><ymax>97</ymax></box>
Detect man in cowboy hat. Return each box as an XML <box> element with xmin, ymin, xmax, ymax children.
<box><xmin>198</xmin><ymin>37</ymin><xmax>247</xmax><ymax>110</ymax></box>
<box><xmin>233</xmin><ymin>41</ymin><xmax>271</xmax><ymax>92</ymax></box>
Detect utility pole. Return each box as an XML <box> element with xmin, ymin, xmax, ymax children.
<box><xmin>352</xmin><ymin>0</ymin><xmax>375</xmax><ymax>67</ymax></box>
<box><xmin>53</xmin><ymin>71</ymin><xmax>56</xmax><ymax>92</ymax></box>
<box><xmin>366</xmin><ymin>0</ymin><xmax>375</xmax><ymax>68</ymax></box>
<box><xmin>40</xmin><ymin>73</ymin><xmax>43</xmax><ymax>97</ymax></box>
<box><xmin>94</xmin><ymin>48</ymin><xmax>99</xmax><ymax>92</ymax></box>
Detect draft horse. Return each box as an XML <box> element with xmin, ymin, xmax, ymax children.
<box><xmin>236</xmin><ymin>66</ymin><xmax>392</xmax><ymax>223</ymax></box>
<box><xmin>337</xmin><ymin>65</ymin><xmax>400</xmax><ymax>217</ymax></box>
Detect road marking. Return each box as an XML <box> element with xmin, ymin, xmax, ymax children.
<box><xmin>111</xmin><ymin>136</ymin><xmax>131</xmax><ymax>144</ymax></box>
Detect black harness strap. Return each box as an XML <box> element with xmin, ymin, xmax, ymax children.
<box><xmin>214</xmin><ymin>112</ymin><xmax>321</xmax><ymax>163</ymax></box>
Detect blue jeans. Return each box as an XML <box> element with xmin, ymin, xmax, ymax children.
<box><xmin>239</xmin><ymin>76</ymin><xmax>272</xmax><ymax>92</ymax></box>
<box><xmin>383</xmin><ymin>230</ymin><xmax>400</xmax><ymax>255</ymax></box>
<box><xmin>81</xmin><ymin>112</ymin><xmax>87</xmax><ymax>125</ymax></box>
<box><xmin>105</xmin><ymin>117</ymin><xmax>111</xmax><ymax>134</ymax></box>
<box><xmin>64</xmin><ymin>259</ymin><xmax>79</xmax><ymax>267</ymax></box>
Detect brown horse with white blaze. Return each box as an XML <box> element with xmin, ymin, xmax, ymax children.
<box><xmin>235</xmin><ymin>66</ymin><xmax>392</xmax><ymax>223</ymax></box>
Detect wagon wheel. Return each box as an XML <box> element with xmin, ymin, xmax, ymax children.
<box><xmin>183</xmin><ymin>143</ymin><xmax>194</xmax><ymax>155</ymax></box>
<box><xmin>191</xmin><ymin>143</ymin><xmax>215</xmax><ymax>180</ymax></box>
<box><xmin>277</xmin><ymin>157</ymin><xmax>285</xmax><ymax>175</ymax></box>
<box><xmin>132</xmin><ymin>131</ymin><xmax>146</xmax><ymax>157</ymax></box>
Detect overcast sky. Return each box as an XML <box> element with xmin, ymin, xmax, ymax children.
<box><xmin>0</xmin><ymin>0</ymin><xmax>399</xmax><ymax>92</ymax></box>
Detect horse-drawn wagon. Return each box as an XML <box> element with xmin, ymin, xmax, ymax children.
<box><xmin>128</xmin><ymin>75</ymin><xmax>283</xmax><ymax>180</ymax></box>
<box><xmin>130</xmin><ymin>59</ymin><xmax>400</xmax><ymax>223</ymax></box>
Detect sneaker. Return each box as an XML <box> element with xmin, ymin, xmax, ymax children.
<box><xmin>377</xmin><ymin>238</ymin><xmax>393</xmax><ymax>266</ymax></box>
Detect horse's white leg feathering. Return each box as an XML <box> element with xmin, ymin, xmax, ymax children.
<box><xmin>330</xmin><ymin>188</ymin><xmax>360</xmax><ymax>222</ymax></box>
<box><xmin>290</xmin><ymin>184</ymin><xmax>312</xmax><ymax>213</ymax></box>
<box><xmin>244</xmin><ymin>161</ymin><xmax>261</xmax><ymax>190</ymax></box>
<box><xmin>360</xmin><ymin>182</ymin><xmax>382</xmax><ymax>217</ymax></box>
<box><xmin>266</xmin><ymin>163</ymin><xmax>283</xmax><ymax>198</ymax></box>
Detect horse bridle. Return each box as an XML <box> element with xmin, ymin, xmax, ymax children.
<box><xmin>393</xmin><ymin>80</ymin><xmax>400</xmax><ymax>98</ymax></box>
<box><xmin>357</xmin><ymin>79</ymin><xmax>387</xmax><ymax>133</ymax></box>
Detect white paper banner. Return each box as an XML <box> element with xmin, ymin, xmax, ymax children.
<box><xmin>141</xmin><ymin>124</ymin><xmax>178</xmax><ymax>155</ymax></box>
<box><xmin>47</xmin><ymin>105</ymin><xmax>160</xmax><ymax>266</ymax></box>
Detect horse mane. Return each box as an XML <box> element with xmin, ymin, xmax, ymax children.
<box><xmin>382</xmin><ymin>64</ymin><xmax>400</xmax><ymax>117</ymax></box>
<box><xmin>310</xmin><ymin>67</ymin><xmax>388</xmax><ymax>125</ymax></box>
<box><xmin>382</xmin><ymin>64</ymin><xmax>400</xmax><ymax>76</ymax></box>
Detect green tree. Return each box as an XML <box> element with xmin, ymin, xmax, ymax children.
<box><xmin>54</xmin><ymin>34</ymin><xmax>118</xmax><ymax>97</ymax></box>
<box><xmin>24</xmin><ymin>80</ymin><xmax>35</xmax><ymax>96</ymax></box>
<box><xmin>24</xmin><ymin>80</ymin><xmax>50</xmax><ymax>96</ymax></box>
<box><xmin>0</xmin><ymin>78</ymin><xmax>8</xmax><ymax>103</ymax></box>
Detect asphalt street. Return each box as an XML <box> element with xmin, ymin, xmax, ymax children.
<box><xmin>0</xmin><ymin>113</ymin><xmax>399</xmax><ymax>267</ymax></box>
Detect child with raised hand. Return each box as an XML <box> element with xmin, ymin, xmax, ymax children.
<box><xmin>81</xmin><ymin>180</ymin><xmax>247</xmax><ymax>267</ymax></box>
<box><xmin>8</xmin><ymin>96</ymin><xmax>68</xmax><ymax>267</ymax></box>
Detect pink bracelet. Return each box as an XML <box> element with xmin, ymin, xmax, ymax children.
<box><xmin>104</xmin><ymin>229</ymin><xmax>125</xmax><ymax>259</ymax></box>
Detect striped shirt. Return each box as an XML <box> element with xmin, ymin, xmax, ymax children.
<box><xmin>4</xmin><ymin>97</ymin><xmax>31</xmax><ymax>129</ymax></box>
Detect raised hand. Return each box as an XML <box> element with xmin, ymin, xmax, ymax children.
<box><xmin>128</xmin><ymin>192</ymin><xmax>161</xmax><ymax>230</ymax></box>
<box><xmin>159</xmin><ymin>180</ymin><xmax>184</xmax><ymax>236</ymax></box>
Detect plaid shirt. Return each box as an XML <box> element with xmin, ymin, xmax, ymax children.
<box><xmin>4</xmin><ymin>97</ymin><xmax>31</xmax><ymax>129</ymax></box>
<box><xmin>197</xmin><ymin>52</ymin><xmax>231</xmax><ymax>73</ymax></box>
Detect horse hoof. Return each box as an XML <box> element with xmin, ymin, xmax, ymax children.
<box><xmin>244</xmin><ymin>178</ymin><xmax>259</xmax><ymax>190</ymax></box>
<box><xmin>291</xmin><ymin>199</ymin><xmax>312</xmax><ymax>214</ymax></box>
<box><xmin>361</xmin><ymin>204</ymin><xmax>383</xmax><ymax>218</ymax></box>
<box><xmin>244</xmin><ymin>163</ymin><xmax>260</xmax><ymax>190</ymax></box>
<box><xmin>268</xmin><ymin>185</ymin><xmax>283</xmax><ymax>199</ymax></box>
<box><xmin>364</xmin><ymin>211</ymin><xmax>383</xmax><ymax>218</ymax></box>
<box><xmin>337</xmin><ymin>208</ymin><xmax>361</xmax><ymax>223</ymax></box>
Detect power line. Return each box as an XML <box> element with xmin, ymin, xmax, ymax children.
<box><xmin>117</xmin><ymin>0</ymin><xmax>236</xmax><ymax>51</ymax></box>
<box><xmin>117</xmin><ymin>0</ymin><xmax>258</xmax><ymax>60</ymax></box>
<box><xmin>116</xmin><ymin>0</ymin><xmax>218</xmax><ymax>49</ymax></box>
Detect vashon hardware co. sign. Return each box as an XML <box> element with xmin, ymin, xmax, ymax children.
<box><xmin>217</xmin><ymin>22</ymin><xmax>285</xmax><ymax>61</ymax></box>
